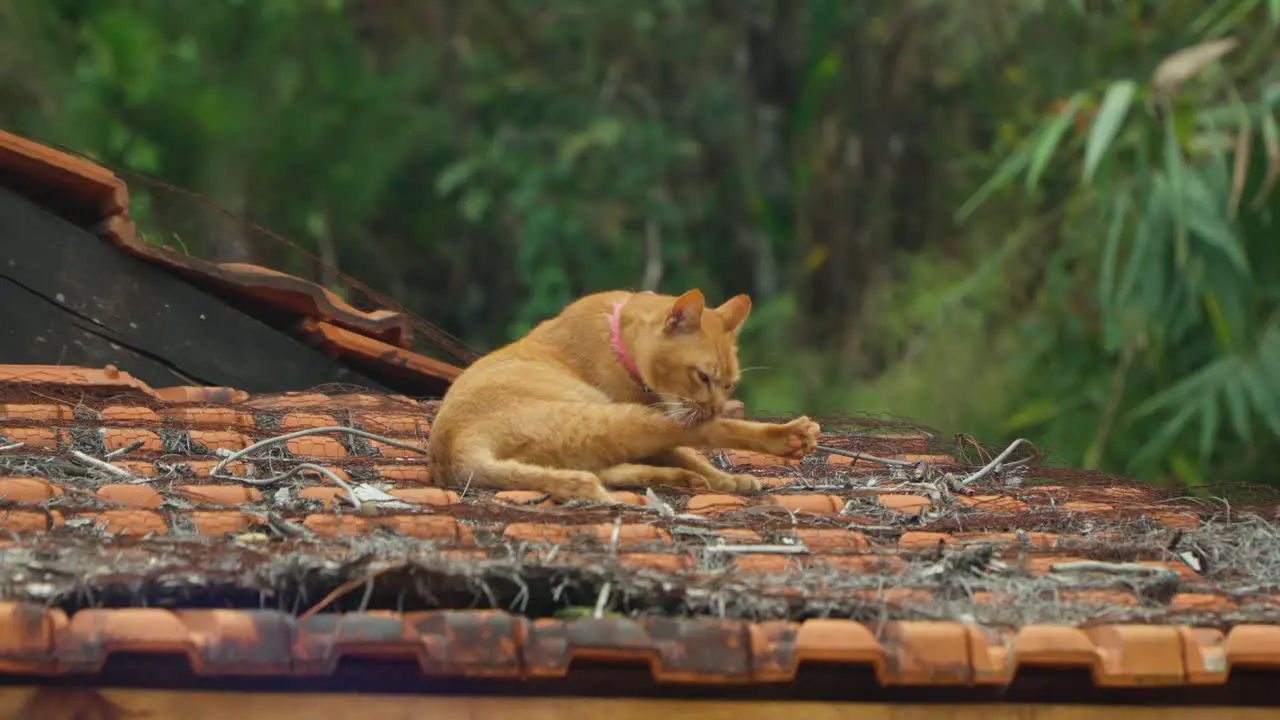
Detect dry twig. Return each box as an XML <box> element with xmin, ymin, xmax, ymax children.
<box><xmin>67</xmin><ymin>450</ymin><xmax>134</xmax><ymax>480</ymax></box>
<box><xmin>816</xmin><ymin>445</ymin><xmax>915</xmax><ymax>467</ymax></box>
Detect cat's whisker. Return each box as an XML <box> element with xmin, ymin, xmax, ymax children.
<box><xmin>648</xmin><ymin>394</ymin><xmax>705</xmax><ymax>428</ymax></box>
<box><xmin>662</xmin><ymin>403</ymin><xmax>694</xmax><ymax>425</ymax></box>
<box><xmin>738</xmin><ymin>366</ymin><xmax>771</xmax><ymax>375</ymax></box>
<box><xmin>673</xmin><ymin>406</ymin><xmax>696</xmax><ymax>429</ymax></box>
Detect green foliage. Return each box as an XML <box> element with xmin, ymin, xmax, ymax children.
<box><xmin>2</xmin><ymin>0</ymin><xmax>1279</xmax><ymax>488</ymax></box>
<box><xmin>958</xmin><ymin>10</ymin><xmax>1280</xmax><ymax>484</ymax></box>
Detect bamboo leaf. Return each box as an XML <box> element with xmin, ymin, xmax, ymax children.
<box><xmin>1129</xmin><ymin>357</ymin><xmax>1234</xmax><ymax>420</ymax></box>
<box><xmin>1222</xmin><ymin>373</ymin><xmax>1253</xmax><ymax>442</ymax></box>
<box><xmin>1098</xmin><ymin>189</ymin><xmax>1131</xmax><ymax>352</ymax></box>
<box><xmin>1169</xmin><ymin>452</ymin><xmax>1207</xmax><ymax>487</ymax></box>
<box><xmin>1027</xmin><ymin>93</ymin><xmax>1085</xmax><ymax>190</ymax></box>
<box><xmin>1206</xmin><ymin>0</ymin><xmax>1264</xmax><ymax>38</ymax></box>
<box><xmin>1228</xmin><ymin>100</ymin><xmax>1253</xmax><ymax>218</ymax></box>
<box><xmin>1132</xmin><ymin>401</ymin><xmax>1201</xmax><ymax>471</ymax></box>
<box><xmin>1163</xmin><ymin>111</ymin><xmax>1190</xmax><ymax>269</ymax></box>
<box><xmin>1116</xmin><ymin>175</ymin><xmax>1166</xmax><ymax>311</ymax></box>
<box><xmin>1004</xmin><ymin>397</ymin><xmax>1061</xmax><ymax>431</ymax></box>
<box><xmin>435</xmin><ymin>157</ymin><xmax>483</xmax><ymax>195</ymax></box>
<box><xmin>1242</xmin><ymin>362</ymin><xmax>1280</xmax><ymax>436</ymax></box>
<box><xmin>956</xmin><ymin>127</ymin><xmax>1040</xmax><ymax>222</ymax></box>
<box><xmin>1182</xmin><ymin>168</ymin><xmax>1251</xmax><ymax>274</ymax></box>
<box><xmin>1198</xmin><ymin>390</ymin><xmax>1220</xmax><ymax>461</ymax></box>
<box><xmin>1190</xmin><ymin>1</ymin><xmax>1232</xmax><ymax>35</ymax></box>
<box><xmin>1151</xmin><ymin>37</ymin><xmax>1239</xmax><ymax>100</ymax></box>
<box><xmin>1083</xmin><ymin>80</ymin><xmax>1136</xmax><ymax>183</ymax></box>
<box><xmin>1250</xmin><ymin>112</ymin><xmax>1280</xmax><ymax>210</ymax></box>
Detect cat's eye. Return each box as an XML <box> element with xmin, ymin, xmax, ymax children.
<box><xmin>695</xmin><ymin>370</ymin><xmax>711</xmax><ymax>385</ymax></box>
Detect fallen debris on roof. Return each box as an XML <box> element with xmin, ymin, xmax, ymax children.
<box><xmin>0</xmin><ymin>364</ymin><xmax>1277</xmax><ymax>696</ymax></box>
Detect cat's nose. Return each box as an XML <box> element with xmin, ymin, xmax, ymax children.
<box><xmin>722</xmin><ymin>400</ymin><xmax>745</xmax><ymax>419</ymax></box>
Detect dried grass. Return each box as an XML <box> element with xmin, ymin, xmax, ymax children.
<box><xmin>0</xmin><ymin>380</ymin><xmax>1277</xmax><ymax>628</ymax></box>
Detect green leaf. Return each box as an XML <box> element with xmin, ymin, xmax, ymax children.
<box><xmin>1130</xmin><ymin>356</ymin><xmax>1234</xmax><ymax>420</ymax></box>
<box><xmin>1242</xmin><ymin>362</ymin><xmax>1280</xmax><ymax>436</ymax></box>
<box><xmin>1182</xmin><ymin>168</ymin><xmax>1250</xmax><ymax>274</ymax></box>
<box><xmin>1197</xmin><ymin>390</ymin><xmax>1220</xmax><ymax>461</ymax></box>
<box><xmin>1163</xmin><ymin>109</ymin><xmax>1190</xmax><ymax>262</ymax></box>
<box><xmin>1251</xmin><ymin>113</ymin><xmax>1280</xmax><ymax>209</ymax></box>
<box><xmin>1131</xmin><ymin>400</ymin><xmax>1200</xmax><ymax>471</ymax></box>
<box><xmin>1098</xmin><ymin>188</ymin><xmax>1131</xmax><ymax>352</ymax></box>
<box><xmin>435</xmin><ymin>157</ymin><xmax>483</xmax><ymax>196</ymax></box>
<box><xmin>1222</xmin><ymin>373</ymin><xmax>1253</xmax><ymax>442</ymax></box>
<box><xmin>1190</xmin><ymin>2</ymin><xmax>1228</xmax><ymax>35</ymax></box>
<box><xmin>1026</xmin><ymin>93</ymin><xmax>1085</xmax><ymax>190</ymax></box>
<box><xmin>1169</xmin><ymin>453</ymin><xmax>1207</xmax><ymax>487</ymax></box>
<box><xmin>558</xmin><ymin>117</ymin><xmax>625</xmax><ymax>167</ymax></box>
<box><xmin>1004</xmin><ymin>397</ymin><xmax>1060</xmax><ymax>431</ymax></box>
<box><xmin>956</xmin><ymin>125</ymin><xmax>1040</xmax><ymax>221</ymax></box>
<box><xmin>1205</xmin><ymin>0</ymin><xmax>1264</xmax><ymax>38</ymax></box>
<box><xmin>1082</xmin><ymin>80</ymin><xmax>1136</xmax><ymax>183</ymax></box>
<box><xmin>1116</xmin><ymin>174</ymin><xmax>1167</xmax><ymax>312</ymax></box>
<box><xmin>460</xmin><ymin>189</ymin><xmax>490</xmax><ymax>222</ymax></box>
<box><xmin>554</xmin><ymin>606</ymin><xmax>626</xmax><ymax>620</ymax></box>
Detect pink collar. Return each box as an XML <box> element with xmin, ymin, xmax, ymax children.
<box><xmin>608</xmin><ymin>292</ymin><xmax>653</xmax><ymax>394</ymax></box>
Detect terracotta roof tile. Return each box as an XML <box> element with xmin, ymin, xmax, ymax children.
<box><xmin>0</xmin><ymin>363</ymin><xmax>1277</xmax><ymax>699</ymax></box>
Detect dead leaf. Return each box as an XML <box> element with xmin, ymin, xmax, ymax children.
<box><xmin>1229</xmin><ymin>122</ymin><xmax>1252</xmax><ymax>218</ymax></box>
<box><xmin>1151</xmin><ymin>37</ymin><xmax>1239</xmax><ymax>99</ymax></box>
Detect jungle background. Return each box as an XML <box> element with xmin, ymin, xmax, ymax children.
<box><xmin>0</xmin><ymin>0</ymin><xmax>1277</xmax><ymax>489</ymax></box>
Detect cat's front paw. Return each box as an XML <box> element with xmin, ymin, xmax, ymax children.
<box><xmin>766</xmin><ymin>416</ymin><xmax>821</xmax><ymax>459</ymax></box>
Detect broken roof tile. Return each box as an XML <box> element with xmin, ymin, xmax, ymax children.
<box><xmin>153</xmin><ymin>385</ymin><xmax>252</xmax><ymax>405</ymax></box>
<box><xmin>0</xmin><ymin>364</ymin><xmax>158</xmax><ymax>400</ymax></box>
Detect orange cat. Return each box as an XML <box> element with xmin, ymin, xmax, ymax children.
<box><xmin>427</xmin><ymin>289</ymin><xmax>821</xmax><ymax>503</ymax></box>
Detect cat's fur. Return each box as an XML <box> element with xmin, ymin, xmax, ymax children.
<box><xmin>427</xmin><ymin>289</ymin><xmax>821</xmax><ymax>503</ymax></box>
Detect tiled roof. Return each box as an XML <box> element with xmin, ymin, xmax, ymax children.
<box><xmin>0</xmin><ymin>364</ymin><xmax>1278</xmax><ymax>700</ymax></box>
<box><xmin>0</xmin><ymin>128</ymin><xmax>469</xmax><ymax>393</ymax></box>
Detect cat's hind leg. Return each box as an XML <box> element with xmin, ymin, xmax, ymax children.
<box><xmin>595</xmin><ymin>463</ymin><xmax>710</xmax><ymax>490</ymax></box>
<box><xmin>448</xmin><ymin>449</ymin><xmax>614</xmax><ymax>503</ymax></box>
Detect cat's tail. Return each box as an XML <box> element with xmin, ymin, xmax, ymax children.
<box><xmin>440</xmin><ymin>444</ymin><xmax>612</xmax><ymax>504</ymax></box>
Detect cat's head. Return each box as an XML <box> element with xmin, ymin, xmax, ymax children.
<box><xmin>639</xmin><ymin>289</ymin><xmax>751</xmax><ymax>425</ymax></box>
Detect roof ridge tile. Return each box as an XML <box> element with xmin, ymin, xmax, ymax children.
<box><xmin>0</xmin><ymin>602</ymin><xmax>1277</xmax><ymax>688</ymax></box>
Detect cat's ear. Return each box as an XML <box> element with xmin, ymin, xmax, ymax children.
<box><xmin>664</xmin><ymin>289</ymin><xmax>705</xmax><ymax>334</ymax></box>
<box><xmin>716</xmin><ymin>294</ymin><xmax>752</xmax><ymax>334</ymax></box>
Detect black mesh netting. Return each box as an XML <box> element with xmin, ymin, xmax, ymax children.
<box><xmin>0</xmin><ymin>373</ymin><xmax>1278</xmax><ymax>631</ymax></box>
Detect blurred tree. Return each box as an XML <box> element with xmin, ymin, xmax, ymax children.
<box><xmin>0</xmin><ymin>0</ymin><xmax>1276</xmax><ymax>487</ymax></box>
<box><xmin>958</xmin><ymin>1</ymin><xmax>1280</xmax><ymax>485</ymax></box>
